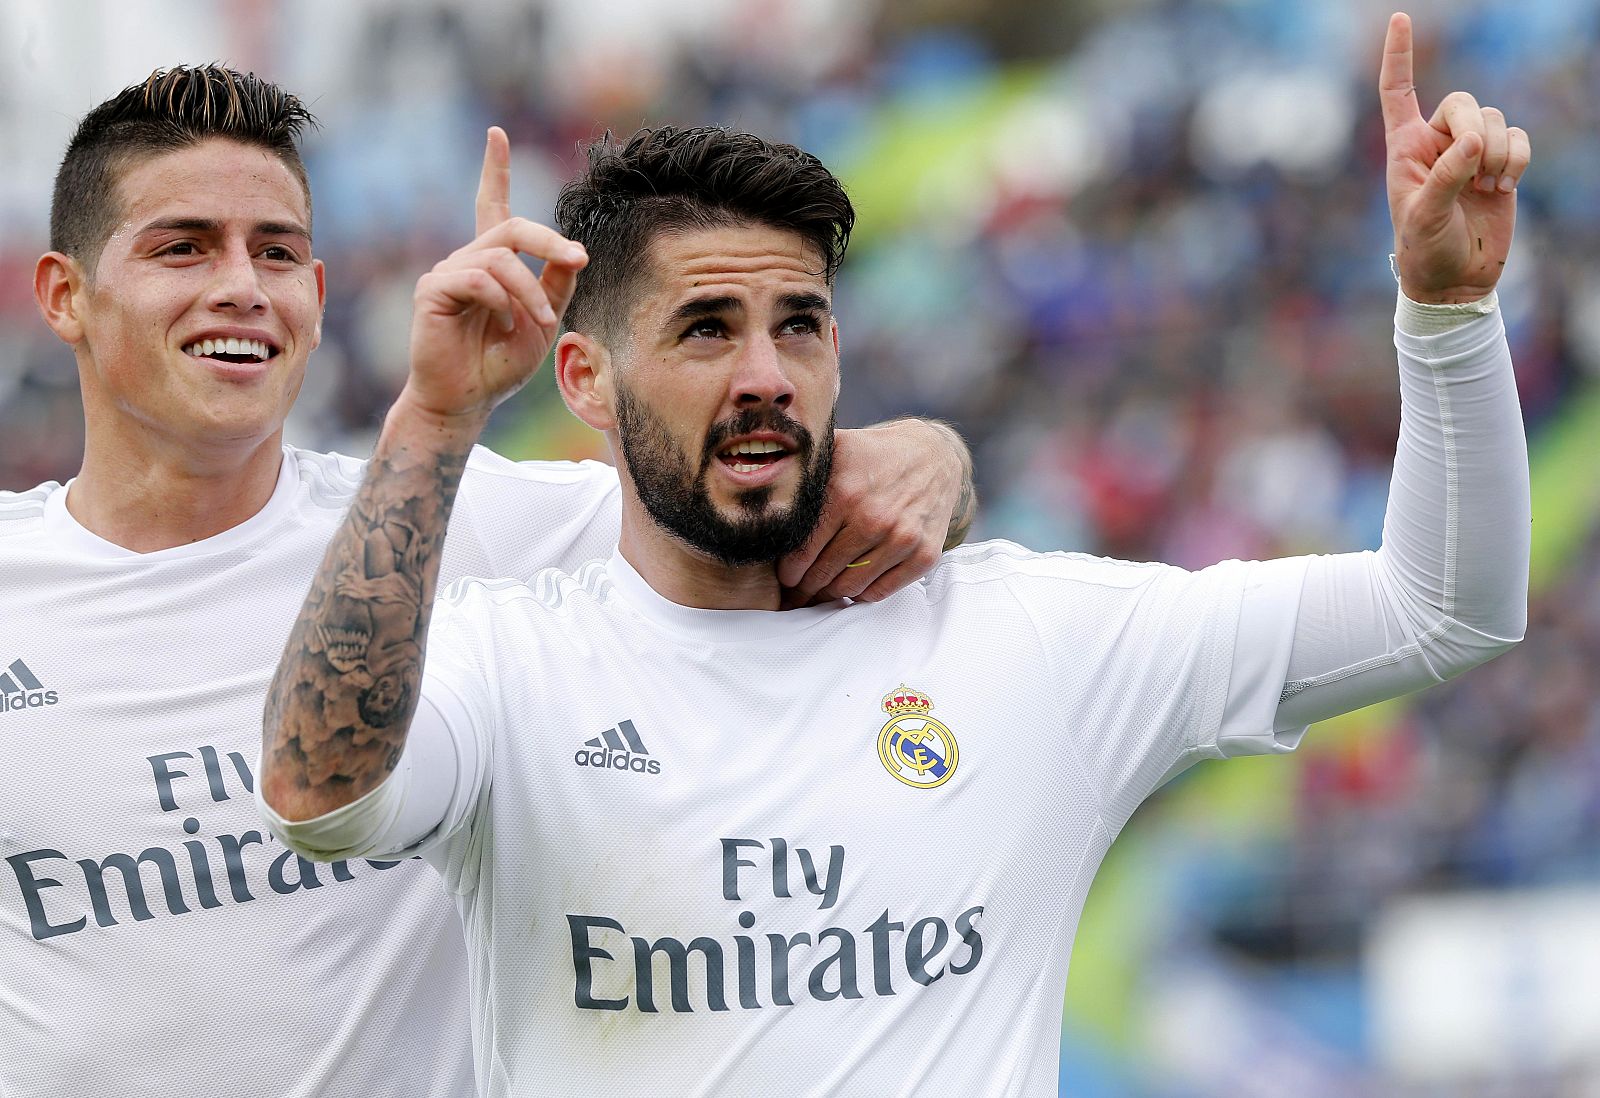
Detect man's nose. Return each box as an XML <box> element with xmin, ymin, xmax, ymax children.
<box><xmin>205</xmin><ymin>245</ymin><xmax>268</xmax><ymax>313</ymax></box>
<box><xmin>731</xmin><ymin>335</ymin><xmax>795</xmax><ymax>409</ymax></box>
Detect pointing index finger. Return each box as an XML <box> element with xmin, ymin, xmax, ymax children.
<box><xmin>475</xmin><ymin>126</ymin><xmax>512</xmax><ymax>237</ymax></box>
<box><xmin>1378</xmin><ymin>12</ymin><xmax>1421</xmax><ymax>134</ymax></box>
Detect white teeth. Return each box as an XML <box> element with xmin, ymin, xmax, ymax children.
<box><xmin>723</xmin><ymin>440</ymin><xmax>785</xmax><ymax>457</ymax></box>
<box><xmin>732</xmin><ymin>462</ymin><xmax>762</xmax><ymax>472</ymax></box>
<box><xmin>184</xmin><ymin>338</ymin><xmax>275</xmax><ymax>360</ymax></box>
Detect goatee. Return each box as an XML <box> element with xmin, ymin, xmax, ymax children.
<box><xmin>616</xmin><ymin>386</ymin><xmax>833</xmax><ymax>567</ymax></box>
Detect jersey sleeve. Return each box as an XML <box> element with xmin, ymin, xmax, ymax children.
<box><xmin>992</xmin><ymin>549</ymin><xmax>1308</xmax><ymax>831</ymax></box>
<box><xmin>412</xmin><ymin>593</ymin><xmax>502</xmax><ymax>895</ymax></box>
<box><xmin>441</xmin><ymin>447</ymin><xmax>621</xmax><ymax>585</ymax></box>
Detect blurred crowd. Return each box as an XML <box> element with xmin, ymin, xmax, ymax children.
<box><xmin>4</xmin><ymin>0</ymin><xmax>1600</xmax><ymax>1092</ymax></box>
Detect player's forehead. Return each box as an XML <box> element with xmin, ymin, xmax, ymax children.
<box><xmin>633</xmin><ymin>223</ymin><xmax>829</xmax><ymax>321</ymax></box>
<box><xmin>109</xmin><ymin>137</ymin><xmax>311</xmax><ymax>239</ymax></box>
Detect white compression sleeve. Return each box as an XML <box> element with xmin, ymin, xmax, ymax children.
<box><xmin>260</xmin><ymin>683</ymin><xmax>482</xmax><ymax>862</ymax></box>
<box><xmin>1262</xmin><ymin>292</ymin><xmax>1528</xmax><ymax>733</ymax></box>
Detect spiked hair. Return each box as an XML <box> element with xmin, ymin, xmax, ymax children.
<box><xmin>555</xmin><ymin>126</ymin><xmax>855</xmax><ymax>341</ymax></box>
<box><xmin>51</xmin><ymin>65</ymin><xmax>318</xmax><ymax>272</ymax></box>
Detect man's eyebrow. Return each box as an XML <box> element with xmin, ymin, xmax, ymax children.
<box><xmin>778</xmin><ymin>292</ymin><xmax>831</xmax><ymax>315</ymax></box>
<box><xmin>665</xmin><ymin>291</ymin><xmax>832</xmax><ymax>328</ymax></box>
<box><xmin>136</xmin><ymin>216</ymin><xmax>311</xmax><ymax>240</ymax></box>
<box><xmin>666</xmin><ymin>295</ymin><xmax>742</xmax><ymax>328</ymax></box>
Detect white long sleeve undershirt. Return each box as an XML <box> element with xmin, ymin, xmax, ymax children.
<box><xmin>1261</xmin><ymin>292</ymin><xmax>1526</xmax><ymax>737</ymax></box>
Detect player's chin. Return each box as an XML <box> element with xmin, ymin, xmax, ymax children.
<box><xmin>189</xmin><ymin>387</ymin><xmax>296</xmax><ymax>440</ymax></box>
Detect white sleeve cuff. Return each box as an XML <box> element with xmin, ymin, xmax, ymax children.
<box><xmin>1394</xmin><ymin>286</ymin><xmax>1498</xmax><ymax>337</ymax></box>
<box><xmin>257</xmin><ymin>763</ymin><xmax>410</xmax><ymax>863</ymax></box>
<box><xmin>258</xmin><ymin>689</ymin><xmax>471</xmax><ymax>862</ymax></box>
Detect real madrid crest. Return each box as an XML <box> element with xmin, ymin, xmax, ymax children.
<box><xmin>877</xmin><ymin>685</ymin><xmax>958</xmax><ymax>788</ymax></box>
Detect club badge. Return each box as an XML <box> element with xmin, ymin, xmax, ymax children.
<box><xmin>877</xmin><ymin>685</ymin><xmax>958</xmax><ymax>789</ymax></box>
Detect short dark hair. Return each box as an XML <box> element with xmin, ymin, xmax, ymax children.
<box><xmin>51</xmin><ymin>65</ymin><xmax>317</xmax><ymax>273</ymax></box>
<box><xmin>554</xmin><ymin>126</ymin><xmax>855</xmax><ymax>340</ymax></box>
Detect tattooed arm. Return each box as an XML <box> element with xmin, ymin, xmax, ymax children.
<box><xmin>261</xmin><ymin>128</ymin><xmax>587</xmax><ymax>822</ymax></box>
<box><xmin>260</xmin><ymin>414</ymin><xmax>472</xmax><ymax>820</ymax></box>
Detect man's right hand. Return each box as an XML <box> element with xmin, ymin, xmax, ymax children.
<box><xmin>401</xmin><ymin>127</ymin><xmax>588</xmax><ymax>430</ymax></box>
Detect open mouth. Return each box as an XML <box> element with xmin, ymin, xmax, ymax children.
<box><xmin>717</xmin><ymin>439</ymin><xmax>793</xmax><ymax>473</ymax></box>
<box><xmin>182</xmin><ymin>337</ymin><xmax>279</xmax><ymax>365</ymax></box>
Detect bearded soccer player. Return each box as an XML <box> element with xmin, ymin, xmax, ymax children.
<box><xmin>263</xmin><ymin>15</ymin><xmax>1528</xmax><ymax>1096</ymax></box>
<box><xmin>0</xmin><ymin>69</ymin><xmax>974</xmax><ymax>1098</ymax></box>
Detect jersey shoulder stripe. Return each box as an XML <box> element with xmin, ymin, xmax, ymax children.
<box><xmin>440</xmin><ymin>558</ymin><xmax>612</xmax><ymax>613</ymax></box>
<box><xmin>291</xmin><ymin>447</ymin><xmax>366</xmax><ymax>511</ymax></box>
<box><xmin>461</xmin><ymin>446</ymin><xmax>619</xmax><ymax>491</ymax></box>
<box><xmin>925</xmin><ymin>539</ymin><xmax>1179</xmax><ymax>603</ymax></box>
<box><xmin>0</xmin><ymin>482</ymin><xmax>57</xmax><ymax>537</ymax></box>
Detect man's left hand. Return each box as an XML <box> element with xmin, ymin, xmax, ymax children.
<box><xmin>1381</xmin><ymin>12</ymin><xmax>1530</xmax><ymax>303</ymax></box>
<box><xmin>779</xmin><ymin>419</ymin><xmax>974</xmax><ymax>606</ymax></box>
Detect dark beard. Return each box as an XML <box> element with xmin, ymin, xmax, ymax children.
<box><xmin>616</xmin><ymin>386</ymin><xmax>833</xmax><ymax>567</ymax></box>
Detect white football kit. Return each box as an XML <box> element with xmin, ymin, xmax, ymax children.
<box><xmin>0</xmin><ymin>446</ymin><xmax>619</xmax><ymax>1098</ymax></box>
<box><xmin>271</xmin><ymin>300</ymin><xmax>1528</xmax><ymax>1096</ymax></box>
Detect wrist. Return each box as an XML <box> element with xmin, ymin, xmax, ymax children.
<box><xmin>385</xmin><ymin>389</ymin><xmax>492</xmax><ymax>449</ymax></box>
<box><xmin>1389</xmin><ymin>254</ymin><xmax>1496</xmax><ymax>307</ymax></box>
<box><xmin>385</xmin><ymin>388</ymin><xmax>486</xmax><ymax>441</ymax></box>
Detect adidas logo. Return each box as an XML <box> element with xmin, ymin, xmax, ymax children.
<box><xmin>0</xmin><ymin>660</ymin><xmax>58</xmax><ymax>715</ymax></box>
<box><xmin>573</xmin><ymin>720</ymin><xmax>661</xmax><ymax>776</ymax></box>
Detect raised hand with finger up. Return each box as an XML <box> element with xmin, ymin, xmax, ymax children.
<box><xmin>1380</xmin><ymin>11</ymin><xmax>1530</xmax><ymax>304</ymax></box>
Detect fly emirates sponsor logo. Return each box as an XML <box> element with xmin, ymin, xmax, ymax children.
<box><xmin>568</xmin><ymin>836</ymin><xmax>986</xmax><ymax>1014</ymax></box>
<box><xmin>5</xmin><ymin>744</ymin><xmax>405</xmax><ymax>942</ymax></box>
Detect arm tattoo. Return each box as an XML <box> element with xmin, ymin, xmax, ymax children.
<box><xmin>262</xmin><ymin>440</ymin><xmax>469</xmax><ymax>821</ymax></box>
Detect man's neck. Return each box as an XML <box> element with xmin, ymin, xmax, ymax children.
<box><xmin>617</xmin><ymin>511</ymin><xmax>784</xmax><ymax>611</ymax></box>
<box><xmin>68</xmin><ymin>432</ymin><xmax>286</xmax><ymax>553</ymax></box>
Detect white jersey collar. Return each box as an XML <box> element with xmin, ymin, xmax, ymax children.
<box><xmin>603</xmin><ymin>548</ymin><xmax>849</xmax><ymax>642</ymax></box>
<box><xmin>43</xmin><ymin>446</ymin><xmax>301</xmax><ymax>560</ymax></box>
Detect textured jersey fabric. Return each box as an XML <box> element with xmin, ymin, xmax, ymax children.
<box><xmin>270</xmin><ymin>305</ymin><xmax>1527</xmax><ymax>1096</ymax></box>
<box><xmin>408</xmin><ymin>545</ymin><xmax>1306</xmax><ymax>1098</ymax></box>
<box><xmin>0</xmin><ymin>445</ymin><xmax>619</xmax><ymax>1098</ymax></box>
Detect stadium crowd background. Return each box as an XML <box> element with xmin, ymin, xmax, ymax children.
<box><xmin>3</xmin><ymin>1</ymin><xmax>1599</xmax><ymax>1094</ymax></box>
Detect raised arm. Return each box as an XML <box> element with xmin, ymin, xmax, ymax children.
<box><xmin>261</xmin><ymin>129</ymin><xmax>586</xmax><ymax>821</ymax></box>
<box><xmin>1258</xmin><ymin>13</ymin><xmax>1531</xmax><ymax>734</ymax></box>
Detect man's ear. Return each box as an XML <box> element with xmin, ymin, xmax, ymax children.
<box><xmin>310</xmin><ymin>258</ymin><xmax>327</xmax><ymax>350</ymax></box>
<box><xmin>34</xmin><ymin>252</ymin><xmax>87</xmax><ymax>345</ymax></box>
<box><xmin>555</xmin><ymin>331</ymin><xmax>617</xmax><ymax>431</ymax></box>
<box><xmin>831</xmin><ymin>318</ymin><xmax>842</xmax><ymax>400</ymax></box>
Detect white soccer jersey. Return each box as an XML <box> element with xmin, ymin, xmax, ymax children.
<box><xmin>0</xmin><ymin>445</ymin><xmax>619</xmax><ymax>1098</ymax></box>
<box><xmin>396</xmin><ymin>545</ymin><xmax>1309</xmax><ymax>1097</ymax></box>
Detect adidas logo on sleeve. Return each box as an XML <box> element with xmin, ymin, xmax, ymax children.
<box><xmin>0</xmin><ymin>659</ymin><xmax>58</xmax><ymax>714</ymax></box>
<box><xmin>572</xmin><ymin>720</ymin><xmax>660</xmax><ymax>775</ymax></box>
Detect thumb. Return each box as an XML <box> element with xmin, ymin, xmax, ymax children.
<box><xmin>1412</xmin><ymin>130</ymin><xmax>1484</xmax><ymax>224</ymax></box>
